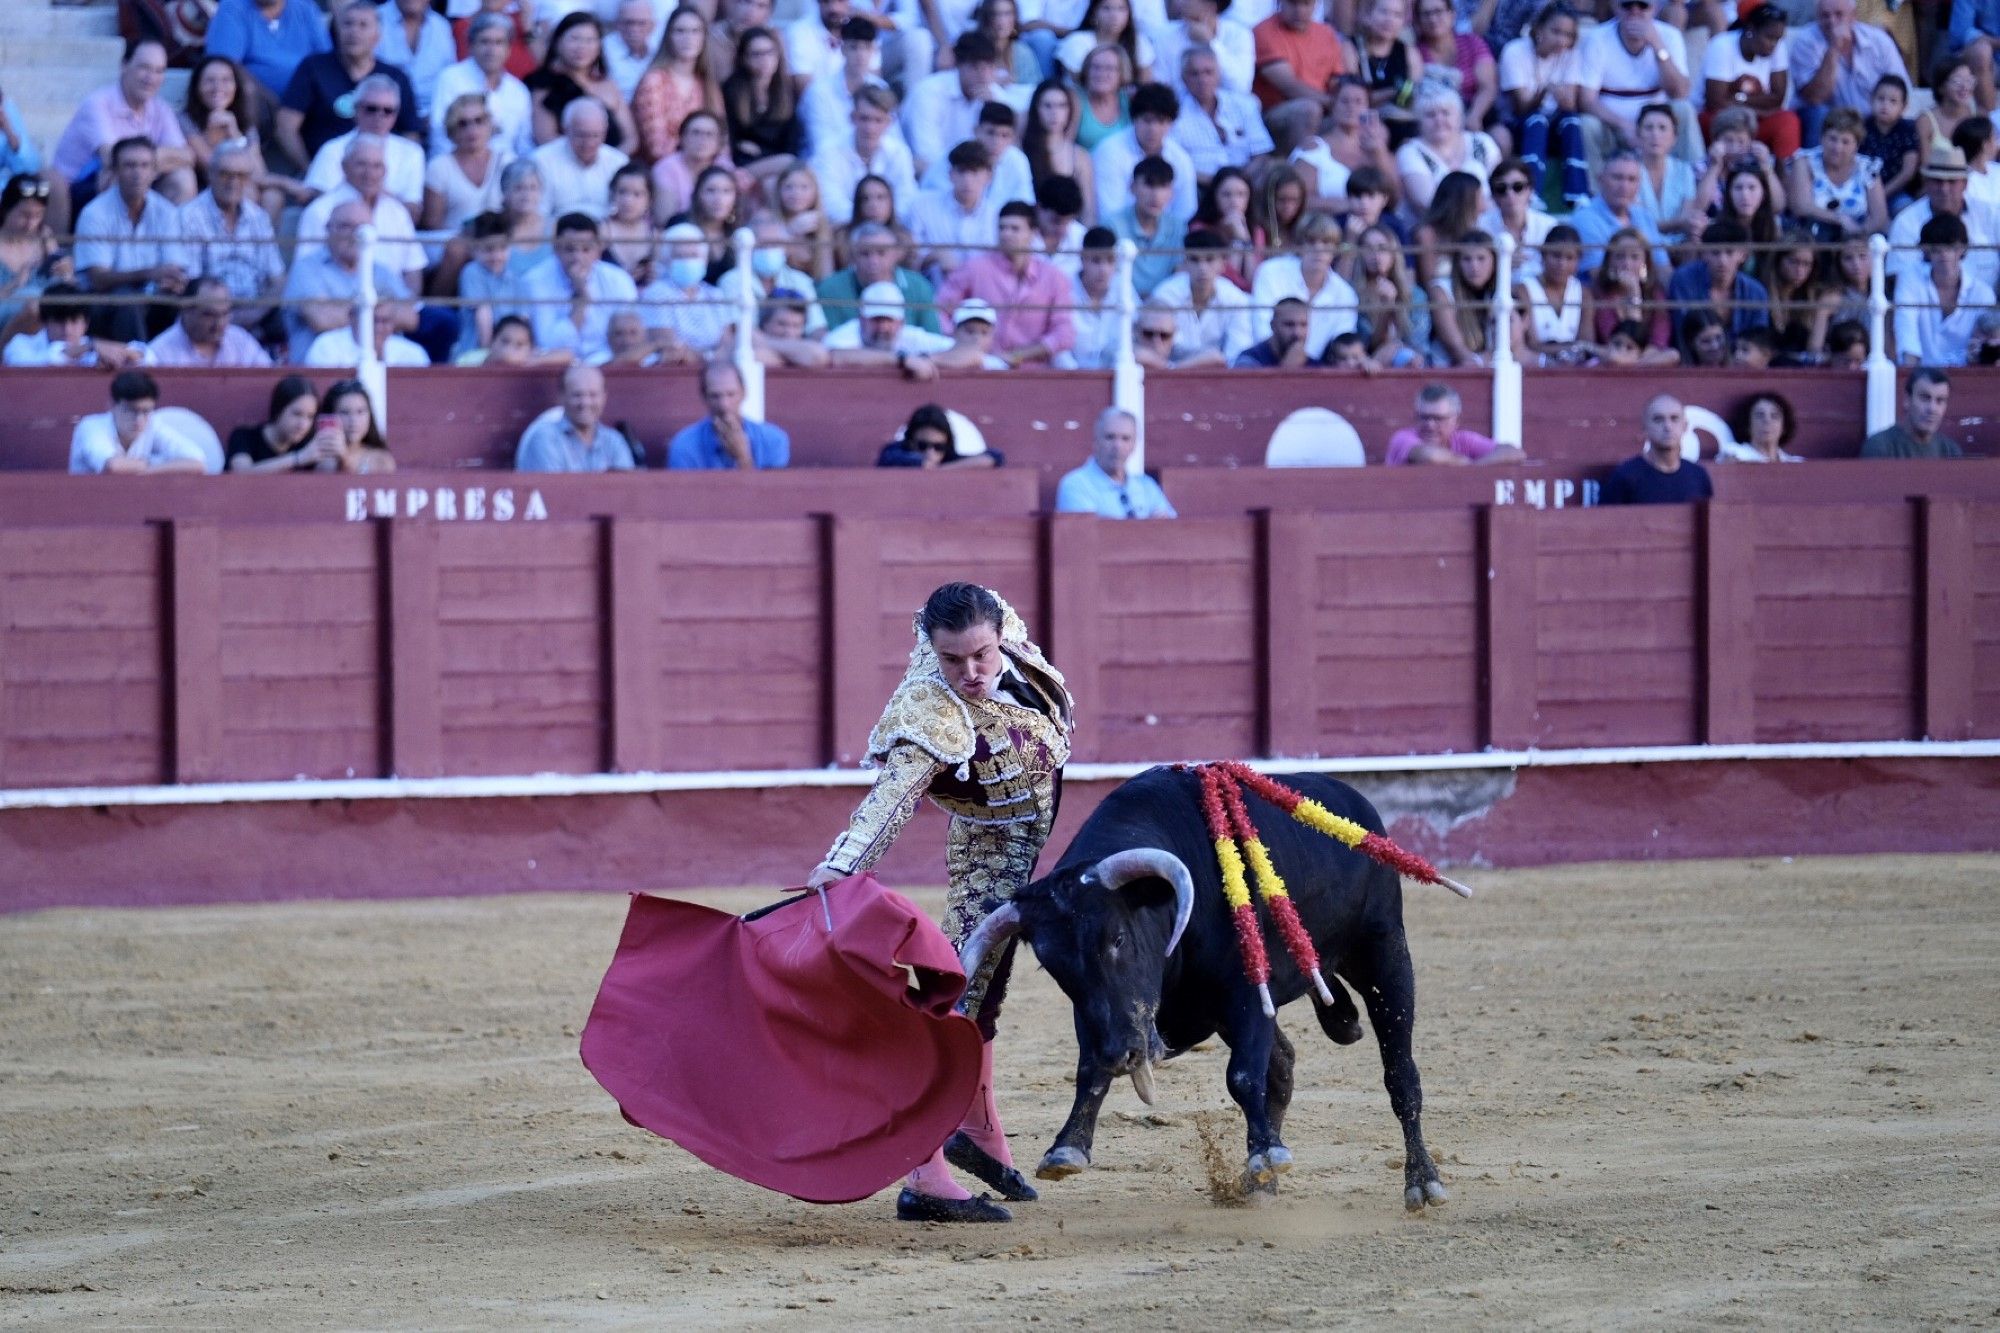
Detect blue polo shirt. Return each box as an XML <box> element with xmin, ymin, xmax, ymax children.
<box><xmin>666</xmin><ymin>418</ymin><xmax>792</xmax><ymax>470</ymax></box>
<box><xmin>205</xmin><ymin>0</ymin><xmax>331</xmax><ymax>100</ymax></box>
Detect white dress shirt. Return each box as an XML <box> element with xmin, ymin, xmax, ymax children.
<box><xmin>1249</xmin><ymin>257</ymin><xmax>1359</xmax><ymax>358</ymax></box>
<box><xmin>901</xmin><ymin>70</ymin><xmax>987</xmax><ymax>172</ymax></box>
<box><xmin>531</xmin><ymin>139</ymin><xmax>634</xmax><ymax>220</ymax></box>
<box><xmin>428</xmin><ymin>59</ymin><xmax>537</xmax><ymax>157</ymax></box>
<box><xmin>295</xmin><ymin>187</ymin><xmax>427</xmax><ymax>275</ymax></box>
<box><xmin>520</xmin><ymin>255</ymin><xmax>640</xmax><ymax>360</ymax></box>
<box><xmin>812</xmin><ymin>135</ymin><xmax>920</xmax><ymax>223</ymax></box>
<box><xmin>1147</xmin><ymin>271</ymin><xmax>1254</xmax><ymax>361</ymax></box>
<box><xmin>1093</xmin><ymin>129</ymin><xmax>1199</xmax><ymax>218</ymax></box>
<box><xmin>1171</xmin><ymin>88</ymin><xmax>1273</xmax><ymax>180</ymax></box>
<box><xmin>306</xmin><ymin>130</ymin><xmax>428</xmax><ymax>207</ymax></box>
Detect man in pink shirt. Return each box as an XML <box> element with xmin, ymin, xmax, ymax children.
<box><xmin>1384</xmin><ymin>383</ymin><xmax>1525</xmax><ymax>465</ymax></box>
<box><xmin>935</xmin><ymin>200</ymin><xmax>1075</xmax><ymax>367</ymax></box>
<box><xmin>52</xmin><ymin>38</ymin><xmax>195</xmax><ymax>203</ymax></box>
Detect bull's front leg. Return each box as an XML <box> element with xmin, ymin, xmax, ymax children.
<box><xmin>1353</xmin><ymin>937</ymin><xmax>1449</xmax><ymax>1212</ymax></box>
<box><xmin>1218</xmin><ymin>991</ymin><xmax>1287</xmax><ymax>1191</ymax></box>
<box><xmin>1037</xmin><ymin>1051</ymin><xmax>1113</xmax><ymax>1180</ymax></box>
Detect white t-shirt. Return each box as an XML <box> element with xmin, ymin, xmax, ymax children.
<box><xmin>1497</xmin><ymin>35</ymin><xmax>1582</xmax><ymax>117</ymax></box>
<box><xmin>1579</xmin><ymin>22</ymin><xmax>1688</xmax><ymax>124</ymax></box>
<box><xmin>68</xmin><ymin>410</ymin><xmax>209</xmax><ymax>475</ymax></box>
<box><xmin>1290</xmin><ymin>138</ymin><xmax>1351</xmax><ymax>201</ymax></box>
<box><xmin>305</xmin><ymin>326</ymin><xmax>434</xmax><ymax>368</ymax></box>
<box><xmin>1700</xmin><ymin>29</ymin><xmax>1791</xmax><ymax>105</ymax></box>
<box><xmin>305</xmin><ymin>131</ymin><xmax>428</xmax><ymax>207</ymax></box>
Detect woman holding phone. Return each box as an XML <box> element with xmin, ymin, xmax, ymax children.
<box><xmin>226</xmin><ymin>377</ymin><xmax>347</xmax><ymax>473</ymax></box>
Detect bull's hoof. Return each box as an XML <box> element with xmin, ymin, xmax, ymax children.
<box><xmin>1240</xmin><ymin>1166</ymin><xmax>1281</xmax><ymax>1197</ymax></box>
<box><xmin>1246</xmin><ymin>1146</ymin><xmax>1293</xmax><ymax>1183</ymax></box>
<box><xmin>1404</xmin><ymin>1179</ymin><xmax>1449</xmax><ymax>1212</ymax></box>
<box><xmin>1035</xmin><ymin>1146</ymin><xmax>1089</xmax><ymax>1180</ymax></box>
<box><xmin>1327</xmin><ymin>1015</ymin><xmax>1364</xmax><ymax>1045</ymax></box>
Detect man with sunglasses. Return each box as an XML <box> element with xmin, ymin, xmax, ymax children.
<box><xmin>301</xmin><ymin>76</ymin><xmax>427</xmax><ymax>215</ymax></box>
<box><xmin>278</xmin><ymin>0</ymin><xmax>422</xmax><ymax>169</ymax></box>
<box><xmin>1578</xmin><ymin>0</ymin><xmax>1704</xmax><ymax>171</ymax></box>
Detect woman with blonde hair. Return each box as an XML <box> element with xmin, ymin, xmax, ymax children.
<box><xmin>771</xmin><ymin>163</ymin><xmax>835</xmax><ymax>279</ymax></box>
<box><xmin>1350</xmin><ymin>223</ymin><xmax>1429</xmax><ymax>366</ymax></box>
<box><xmin>421</xmin><ymin>91</ymin><xmax>514</xmax><ymax>234</ymax></box>
<box><xmin>1074</xmin><ymin>44</ymin><xmax>1134</xmax><ymax>152</ymax></box>
<box><xmin>633</xmin><ymin>5</ymin><xmax>725</xmax><ymax>165</ymax></box>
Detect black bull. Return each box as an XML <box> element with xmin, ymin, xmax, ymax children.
<box><xmin>960</xmin><ymin>766</ymin><xmax>1450</xmax><ymax>1209</ymax></box>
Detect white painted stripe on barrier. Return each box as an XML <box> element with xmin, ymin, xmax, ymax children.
<box><xmin>2</xmin><ymin>740</ymin><xmax>1998</xmax><ymax>811</ymax></box>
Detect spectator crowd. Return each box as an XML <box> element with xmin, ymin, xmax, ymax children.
<box><xmin>0</xmin><ymin>0</ymin><xmax>1994</xmax><ymax>477</ymax></box>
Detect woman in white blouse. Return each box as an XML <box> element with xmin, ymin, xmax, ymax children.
<box><xmin>421</xmin><ymin>93</ymin><xmax>515</xmax><ymax>235</ymax></box>
<box><xmin>1395</xmin><ymin>85</ymin><xmax>1501</xmax><ymax>219</ymax></box>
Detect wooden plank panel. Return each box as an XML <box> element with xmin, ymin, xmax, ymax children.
<box><xmin>438</xmin><ymin>621</ymin><xmax>601</xmax><ymax>671</ymax></box>
<box><xmin>1099</xmin><ymin>518</ymin><xmax>1255</xmax><ymax>564</ymax></box>
<box><xmin>217</xmin><ymin>526</ymin><xmax>376</xmax><ymax>574</ymax></box>
<box><xmin>1921</xmin><ymin>498</ymin><xmax>1976</xmax><ymax>741</ymax></box>
<box><xmin>608</xmin><ymin>518</ymin><xmax>663</xmax><ymax>773</ymax></box>
<box><xmin>216</xmin><ymin>570</ymin><xmax>380</xmax><ymax>627</ymax></box>
<box><xmin>216</xmin><ymin>676</ymin><xmax>383</xmax><ymax>731</ymax></box>
<box><xmin>440</xmin><ymin>723</ymin><xmax>602</xmax><ymax>775</ymax></box>
<box><xmin>1751</xmin><ymin>596</ymin><xmax>1917</xmax><ymax>647</ymax></box>
<box><xmin>2</xmin><ymin>628</ymin><xmax>164</xmax><ymax>682</ymax></box>
<box><xmin>876</xmin><ymin>518</ymin><xmax>1041</xmax><ymax>565</ymax></box>
<box><xmin>0</xmin><ymin>529</ymin><xmax>161</xmax><ymax>572</ymax></box>
<box><xmin>1098</xmin><ymin>662</ymin><xmax>1259</xmax><ymax>719</ymax></box>
<box><xmin>436</xmin><ymin>522</ymin><xmax>600</xmax><ymax>569</ymax></box>
<box><xmin>1316</xmin><ymin>705</ymin><xmax>1480</xmax><ymax>756</ymax></box>
<box><xmin>1483</xmin><ymin>507</ymin><xmax>1537</xmax><ymax>749</ymax></box>
<box><xmin>659</xmin><ymin>670</ymin><xmax>822</xmax><ymax>724</ymax></box>
<box><xmin>1313</xmin><ymin>616</ymin><xmax>1481</xmax><ymax>660</ymax></box>
<box><xmin>5</xmin><ymin>681</ymin><xmax>165</xmax><ymax>736</ymax></box>
<box><xmin>658</xmin><ymin>721</ymin><xmax>821</xmax><ymax>771</ymax></box>
<box><xmin>0</xmin><ymin>736</ymin><xmax>161</xmax><ymax>786</ymax></box>
<box><xmin>1315</xmin><ymin>556</ymin><xmax>1481</xmax><ymax>608</ymax></box>
<box><xmin>1100</xmin><ymin>614</ymin><xmax>1257</xmax><ymax>666</ymax></box>
<box><xmin>1704</xmin><ymin>502</ymin><xmax>1757</xmax><ymax>744</ymax></box>
<box><xmin>825</xmin><ymin>516</ymin><xmax>880</xmax><ymax>767</ymax></box>
<box><xmin>1754</xmin><ymin>645</ymin><xmax>1914</xmax><ymax>697</ymax></box>
<box><xmin>1536</xmin><ymin>699</ymin><xmax>1700</xmax><ymax>747</ymax></box>
<box><xmin>1536</xmin><ymin>647</ymin><xmax>1701</xmax><ymax>702</ymax></box>
<box><xmin>2</xmin><ymin>573</ymin><xmax>161</xmax><ymax>629</ymax></box>
<box><xmin>436</xmin><ymin>566</ymin><xmax>605</xmax><ymax>622</ymax></box>
<box><xmin>1314</xmin><ymin>657</ymin><xmax>1482</xmax><ymax>707</ymax></box>
<box><xmin>1752</xmin><ymin>549</ymin><xmax>1914</xmax><ymax>598</ymax></box>
<box><xmin>1536</xmin><ymin>549</ymin><xmax>1698</xmax><ymax>598</ymax></box>
<box><xmin>1044</xmin><ymin>514</ymin><xmax>1101</xmax><ymax>763</ymax></box>
<box><xmin>1535</xmin><ymin>509</ymin><xmax>1693</xmax><ymax>553</ymax></box>
<box><xmin>1755</xmin><ymin>696</ymin><xmax>1917</xmax><ymax>742</ymax></box>
<box><xmin>385</xmin><ymin>522</ymin><xmax>442</xmax><ymax>779</ymax></box>
<box><xmin>169</xmin><ymin>522</ymin><xmax>221</xmax><ymax>785</ymax></box>
<box><xmin>1098</xmin><ymin>714</ymin><xmax>1258</xmax><ymax>763</ymax></box>
<box><xmin>656</xmin><ymin>617</ymin><xmax>822</xmax><ymax>665</ymax></box>
<box><xmin>1754</xmin><ymin>506</ymin><xmax>1918</xmax><ymax>548</ymax></box>
<box><xmin>1538</xmin><ymin>599</ymin><xmax>1699</xmax><ymax>651</ymax></box>
<box><xmin>1263</xmin><ymin>510</ymin><xmax>1316</xmax><ymax>758</ymax></box>
<box><xmin>1311</xmin><ymin>509</ymin><xmax>1479</xmax><ymax>559</ymax></box>
<box><xmin>216</xmin><ymin>729</ymin><xmax>380</xmax><ymax>782</ymax></box>
<box><xmin>219</xmin><ymin>624</ymin><xmax>378</xmax><ymax>678</ymax></box>
<box><xmin>657</xmin><ymin>565</ymin><xmax>822</xmax><ymax>618</ymax></box>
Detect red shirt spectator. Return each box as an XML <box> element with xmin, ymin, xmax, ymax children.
<box><xmin>1253</xmin><ymin>0</ymin><xmax>1347</xmax><ymax>111</ymax></box>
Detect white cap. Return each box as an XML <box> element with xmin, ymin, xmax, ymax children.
<box><xmin>859</xmin><ymin>281</ymin><xmax>905</xmax><ymax>321</ymax></box>
<box><xmin>953</xmin><ymin>298</ymin><xmax>997</xmax><ymax>327</ymax></box>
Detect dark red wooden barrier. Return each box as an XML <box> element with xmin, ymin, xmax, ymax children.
<box><xmin>3</xmin><ymin>470</ymin><xmax>1997</xmax><ymax>791</ymax></box>
<box><xmin>7</xmin><ymin>367</ymin><xmax>2000</xmax><ymax>478</ymax></box>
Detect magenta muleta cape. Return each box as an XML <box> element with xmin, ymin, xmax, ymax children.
<box><xmin>579</xmin><ymin>875</ymin><xmax>985</xmax><ymax>1204</ymax></box>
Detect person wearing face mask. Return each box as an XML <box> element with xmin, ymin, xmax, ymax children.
<box><xmin>807</xmin><ymin>581</ymin><xmax>1074</xmax><ymax>1224</ymax></box>
<box><xmin>641</xmin><ymin>221</ymin><xmax>732</xmax><ymax>356</ymax></box>
<box><xmin>735</xmin><ymin>217</ymin><xmax>830</xmax><ymax>332</ymax></box>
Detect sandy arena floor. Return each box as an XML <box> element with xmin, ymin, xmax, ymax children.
<box><xmin>2</xmin><ymin>856</ymin><xmax>1997</xmax><ymax>1328</ymax></box>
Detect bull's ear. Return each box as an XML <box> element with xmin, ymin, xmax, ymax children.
<box><xmin>1090</xmin><ymin>850</ymin><xmax>1196</xmax><ymax>958</ymax></box>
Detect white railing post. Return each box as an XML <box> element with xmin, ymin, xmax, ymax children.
<box><xmin>356</xmin><ymin>224</ymin><xmax>387</xmax><ymax>424</ymax></box>
<box><xmin>731</xmin><ymin>226</ymin><xmax>766</xmax><ymax>421</ymax></box>
<box><xmin>1491</xmin><ymin>232</ymin><xmax>1523</xmax><ymax>449</ymax></box>
<box><xmin>1865</xmin><ymin>233</ymin><xmax>1896</xmax><ymax>434</ymax></box>
<box><xmin>1113</xmin><ymin>238</ymin><xmax>1146</xmax><ymax>473</ymax></box>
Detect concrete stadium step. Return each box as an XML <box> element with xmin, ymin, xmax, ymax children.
<box><xmin>2</xmin><ymin>0</ymin><xmax>127</xmax><ymax>164</ymax></box>
<box><xmin>0</xmin><ymin>1</ymin><xmax>119</xmax><ymax>38</ymax></box>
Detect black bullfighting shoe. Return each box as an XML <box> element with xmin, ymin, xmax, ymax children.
<box><xmin>943</xmin><ymin>1132</ymin><xmax>1040</xmax><ymax>1202</ymax></box>
<box><xmin>895</xmin><ymin>1189</ymin><xmax>1012</xmax><ymax>1223</ymax></box>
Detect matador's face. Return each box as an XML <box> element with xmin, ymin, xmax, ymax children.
<box><xmin>929</xmin><ymin>623</ymin><xmax>1005</xmax><ymax>702</ymax></box>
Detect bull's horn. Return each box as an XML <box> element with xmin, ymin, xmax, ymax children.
<box><xmin>957</xmin><ymin>901</ymin><xmax>1022</xmax><ymax>984</ymax></box>
<box><xmin>1091</xmin><ymin>849</ymin><xmax>1196</xmax><ymax>958</ymax></box>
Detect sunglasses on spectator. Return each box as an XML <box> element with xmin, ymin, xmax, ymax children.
<box><xmin>1492</xmin><ymin>178</ymin><xmax>1532</xmax><ymax>195</ymax></box>
<box><xmin>451</xmin><ymin>113</ymin><xmax>492</xmax><ymax>130</ymax></box>
<box><xmin>1618</xmin><ymin>0</ymin><xmax>1652</xmax><ymax>10</ymax></box>
<box><xmin>912</xmin><ymin>434</ymin><xmax>951</xmax><ymax>451</ymax></box>
<box><xmin>12</xmin><ymin>179</ymin><xmax>51</xmax><ymax>199</ymax></box>
<box><xmin>1139</xmin><ymin>327</ymin><xmax>1174</xmax><ymax>342</ymax></box>
<box><xmin>358</xmin><ymin>102</ymin><xmax>399</xmax><ymax>116</ymax></box>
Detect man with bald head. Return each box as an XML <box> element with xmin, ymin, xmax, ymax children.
<box><xmin>280</xmin><ymin>196</ymin><xmax>415</xmax><ymax>362</ymax></box>
<box><xmin>1602</xmin><ymin>394</ymin><xmax>1714</xmax><ymax>505</ymax></box>
<box><xmin>516</xmin><ymin>365</ymin><xmax>640</xmax><ymax>472</ymax></box>
<box><xmin>532</xmin><ymin>97</ymin><xmax>632</xmax><ymax>219</ymax></box>
<box><xmin>1789</xmin><ymin>0</ymin><xmax>1906</xmax><ymax>147</ymax></box>
<box><xmin>293</xmin><ymin>133</ymin><xmax>427</xmax><ymax>290</ymax></box>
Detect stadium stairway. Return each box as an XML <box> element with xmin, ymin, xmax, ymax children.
<box><xmin>1</xmin><ymin>0</ymin><xmax>188</xmax><ymax>175</ymax></box>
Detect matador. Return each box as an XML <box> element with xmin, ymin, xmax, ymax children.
<box><xmin>808</xmin><ymin>581</ymin><xmax>1072</xmax><ymax>1223</ymax></box>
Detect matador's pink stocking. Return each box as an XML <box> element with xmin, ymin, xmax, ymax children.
<box><xmin>956</xmin><ymin>1040</ymin><xmax>1013</xmax><ymax>1165</ymax></box>
<box><xmin>906</xmin><ymin>1148</ymin><xmax>973</xmax><ymax>1200</ymax></box>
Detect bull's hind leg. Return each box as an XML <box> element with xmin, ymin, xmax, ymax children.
<box><xmin>1218</xmin><ymin>994</ymin><xmax>1287</xmax><ymax>1190</ymax></box>
<box><xmin>1312</xmin><ymin>973</ymin><xmax>1365</xmax><ymax>1045</ymax></box>
<box><xmin>1351</xmin><ymin>938</ymin><xmax>1448</xmax><ymax>1212</ymax></box>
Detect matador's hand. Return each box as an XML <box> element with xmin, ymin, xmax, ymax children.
<box><xmin>806</xmin><ymin>862</ymin><xmax>844</xmax><ymax>890</ymax></box>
